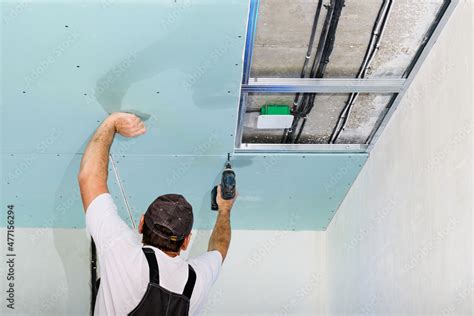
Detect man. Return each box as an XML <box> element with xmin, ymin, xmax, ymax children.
<box><xmin>78</xmin><ymin>112</ymin><xmax>237</xmax><ymax>315</ymax></box>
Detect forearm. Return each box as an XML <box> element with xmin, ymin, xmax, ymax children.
<box><xmin>208</xmin><ymin>211</ymin><xmax>231</xmax><ymax>262</ymax></box>
<box><xmin>78</xmin><ymin>116</ymin><xmax>117</xmax><ymax>210</ymax></box>
<box><xmin>78</xmin><ymin>112</ymin><xmax>145</xmax><ymax>211</ymax></box>
<box><xmin>79</xmin><ymin>116</ymin><xmax>116</xmax><ymax>180</ymax></box>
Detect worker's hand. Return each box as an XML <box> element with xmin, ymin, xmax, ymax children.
<box><xmin>217</xmin><ymin>185</ymin><xmax>238</xmax><ymax>213</ymax></box>
<box><xmin>109</xmin><ymin>112</ymin><xmax>146</xmax><ymax>138</ymax></box>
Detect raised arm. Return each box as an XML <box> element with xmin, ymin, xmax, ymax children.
<box><xmin>208</xmin><ymin>185</ymin><xmax>237</xmax><ymax>262</ymax></box>
<box><xmin>78</xmin><ymin>112</ymin><xmax>146</xmax><ymax>211</ymax></box>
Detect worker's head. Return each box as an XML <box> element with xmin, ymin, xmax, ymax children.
<box><xmin>138</xmin><ymin>194</ymin><xmax>193</xmax><ymax>254</ymax></box>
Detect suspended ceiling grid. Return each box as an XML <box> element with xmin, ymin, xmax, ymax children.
<box><xmin>1</xmin><ymin>0</ymin><xmax>367</xmax><ymax>231</ymax></box>
<box><xmin>240</xmin><ymin>0</ymin><xmax>451</xmax><ymax>146</ymax></box>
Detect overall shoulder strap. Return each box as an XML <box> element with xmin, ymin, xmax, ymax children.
<box><xmin>182</xmin><ymin>265</ymin><xmax>196</xmax><ymax>300</ymax></box>
<box><xmin>142</xmin><ymin>248</ymin><xmax>160</xmax><ymax>284</ymax></box>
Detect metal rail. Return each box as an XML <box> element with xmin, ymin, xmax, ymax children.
<box><xmin>236</xmin><ymin>143</ymin><xmax>367</xmax><ymax>154</ymax></box>
<box><xmin>235</xmin><ymin>0</ymin><xmax>260</xmax><ymax>149</ymax></box>
<box><xmin>242</xmin><ymin>0</ymin><xmax>260</xmax><ymax>85</ymax></box>
<box><xmin>242</xmin><ymin>78</ymin><xmax>405</xmax><ymax>94</ymax></box>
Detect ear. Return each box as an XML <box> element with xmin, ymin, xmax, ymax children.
<box><xmin>181</xmin><ymin>233</ymin><xmax>192</xmax><ymax>251</ymax></box>
<box><xmin>138</xmin><ymin>215</ymin><xmax>145</xmax><ymax>234</ymax></box>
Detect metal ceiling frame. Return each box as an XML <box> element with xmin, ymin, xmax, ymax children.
<box><xmin>235</xmin><ymin>143</ymin><xmax>367</xmax><ymax>154</ymax></box>
<box><xmin>235</xmin><ymin>0</ymin><xmax>458</xmax><ymax>154</ymax></box>
<box><xmin>242</xmin><ymin>78</ymin><xmax>406</xmax><ymax>94</ymax></box>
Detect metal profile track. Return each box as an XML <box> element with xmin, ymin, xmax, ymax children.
<box><xmin>236</xmin><ymin>143</ymin><xmax>367</xmax><ymax>154</ymax></box>
<box><xmin>235</xmin><ymin>0</ymin><xmax>259</xmax><ymax>149</ymax></box>
<box><xmin>242</xmin><ymin>78</ymin><xmax>405</xmax><ymax>94</ymax></box>
<box><xmin>241</xmin><ymin>0</ymin><xmax>259</xmax><ymax>85</ymax></box>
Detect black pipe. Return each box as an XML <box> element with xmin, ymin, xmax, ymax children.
<box><xmin>284</xmin><ymin>1</ymin><xmax>336</xmax><ymax>143</ymax></box>
<box><xmin>282</xmin><ymin>0</ymin><xmax>326</xmax><ymax>144</ymax></box>
<box><xmin>294</xmin><ymin>117</ymin><xmax>307</xmax><ymax>143</ymax></box>
<box><xmin>292</xmin><ymin>0</ymin><xmax>324</xmax><ymax>112</ymax></box>
<box><xmin>290</xmin><ymin>0</ymin><xmax>345</xmax><ymax>143</ymax></box>
<box><xmin>329</xmin><ymin>0</ymin><xmax>392</xmax><ymax>143</ymax></box>
<box><xmin>314</xmin><ymin>0</ymin><xmax>345</xmax><ymax>78</ymax></box>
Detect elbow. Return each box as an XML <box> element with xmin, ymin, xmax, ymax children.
<box><xmin>77</xmin><ymin>169</ymin><xmax>107</xmax><ymax>192</ymax></box>
<box><xmin>77</xmin><ymin>169</ymin><xmax>92</xmax><ymax>186</ymax></box>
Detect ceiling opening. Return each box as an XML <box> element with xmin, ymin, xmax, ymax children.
<box><xmin>235</xmin><ymin>0</ymin><xmax>454</xmax><ymax>153</ymax></box>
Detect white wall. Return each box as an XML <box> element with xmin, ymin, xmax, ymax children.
<box><xmin>0</xmin><ymin>228</ymin><xmax>326</xmax><ymax>315</ymax></box>
<box><xmin>0</xmin><ymin>228</ymin><xmax>90</xmax><ymax>315</ymax></box>
<box><xmin>187</xmin><ymin>230</ymin><xmax>327</xmax><ymax>315</ymax></box>
<box><xmin>326</xmin><ymin>1</ymin><xmax>472</xmax><ymax>315</ymax></box>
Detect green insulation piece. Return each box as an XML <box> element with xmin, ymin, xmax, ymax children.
<box><xmin>260</xmin><ymin>104</ymin><xmax>291</xmax><ymax>115</ymax></box>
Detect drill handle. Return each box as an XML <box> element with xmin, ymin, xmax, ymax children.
<box><xmin>211</xmin><ymin>186</ymin><xmax>218</xmax><ymax>211</ymax></box>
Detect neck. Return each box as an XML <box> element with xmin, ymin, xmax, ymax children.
<box><xmin>143</xmin><ymin>243</ymin><xmax>180</xmax><ymax>257</ymax></box>
<box><xmin>164</xmin><ymin>250</ymin><xmax>180</xmax><ymax>257</ymax></box>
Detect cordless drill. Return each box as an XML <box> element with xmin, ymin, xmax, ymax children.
<box><xmin>211</xmin><ymin>154</ymin><xmax>236</xmax><ymax>211</ymax></box>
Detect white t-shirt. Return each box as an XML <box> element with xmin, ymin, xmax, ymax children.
<box><xmin>86</xmin><ymin>193</ymin><xmax>222</xmax><ymax>316</ymax></box>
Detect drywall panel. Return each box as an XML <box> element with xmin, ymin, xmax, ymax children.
<box><xmin>1</xmin><ymin>0</ymin><xmax>247</xmax><ymax>155</ymax></box>
<box><xmin>0</xmin><ymin>154</ymin><xmax>128</xmax><ymax>228</ymax></box>
<box><xmin>1</xmin><ymin>152</ymin><xmax>367</xmax><ymax>230</ymax></box>
<box><xmin>326</xmin><ymin>2</ymin><xmax>472</xmax><ymax>314</ymax></box>
<box><xmin>88</xmin><ymin>153</ymin><xmax>367</xmax><ymax>230</ymax></box>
